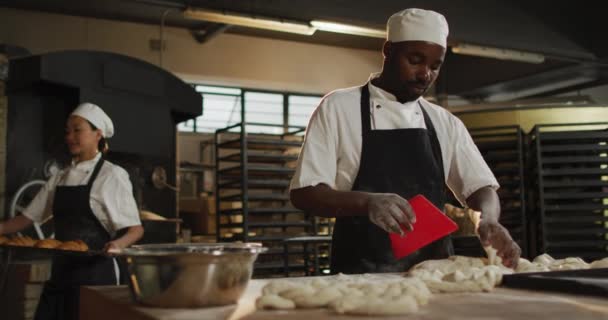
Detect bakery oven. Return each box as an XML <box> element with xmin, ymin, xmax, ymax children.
<box><xmin>4</xmin><ymin>50</ymin><xmax>202</xmax><ymax>243</ymax></box>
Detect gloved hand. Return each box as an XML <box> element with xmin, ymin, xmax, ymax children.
<box><xmin>367</xmin><ymin>193</ymin><xmax>416</xmax><ymax>235</ymax></box>
<box><xmin>478</xmin><ymin>219</ymin><xmax>521</xmax><ymax>268</ymax></box>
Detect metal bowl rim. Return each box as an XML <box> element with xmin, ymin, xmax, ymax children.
<box><xmin>121</xmin><ymin>242</ymin><xmax>268</xmax><ymax>256</ymax></box>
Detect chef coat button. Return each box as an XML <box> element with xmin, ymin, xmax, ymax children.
<box><xmin>376</xmin><ymin>105</ymin><xmax>382</xmax><ymax>109</ymax></box>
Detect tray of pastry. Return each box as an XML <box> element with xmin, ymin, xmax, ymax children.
<box><xmin>0</xmin><ymin>236</ymin><xmax>105</xmax><ymax>260</ymax></box>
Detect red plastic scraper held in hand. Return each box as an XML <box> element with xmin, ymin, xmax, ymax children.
<box><xmin>389</xmin><ymin>194</ymin><xmax>458</xmax><ymax>260</ymax></box>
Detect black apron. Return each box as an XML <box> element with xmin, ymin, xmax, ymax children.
<box><xmin>35</xmin><ymin>157</ymin><xmax>119</xmax><ymax>320</ymax></box>
<box><xmin>330</xmin><ymin>83</ymin><xmax>454</xmax><ymax>274</ymax></box>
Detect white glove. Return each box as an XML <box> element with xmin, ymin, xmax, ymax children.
<box><xmin>367</xmin><ymin>193</ymin><xmax>416</xmax><ymax>235</ymax></box>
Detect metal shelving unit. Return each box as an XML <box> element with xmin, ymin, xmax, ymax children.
<box><xmin>529</xmin><ymin>123</ymin><xmax>608</xmax><ymax>260</ymax></box>
<box><xmin>452</xmin><ymin>126</ymin><xmax>528</xmax><ymax>257</ymax></box>
<box><xmin>215</xmin><ymin>122</ymin><xmax>332</xmax><ymax>277</ymax></box>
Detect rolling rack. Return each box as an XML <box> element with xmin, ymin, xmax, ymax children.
<box><xmin>529</xmin><ymin>122</ymin><xmax>608</xmax><ymax>260</ymax></box>
<box><xmin>215</xmin><ymin>122</ymin><xmax>332</xmax><ymax>277</ymax></box>
<box><xmin>452</xmin><ymin>126</ymin><xmax>528</xmax><ymax>257</ymax></box>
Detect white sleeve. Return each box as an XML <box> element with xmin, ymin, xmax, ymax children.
<box><xmin>290</xmin><ymin>97</ymin><xmax>338</xmax><ymax>190</ymax></box>
<box><xmin>21</xmin><ymin>176</ymin><xmax>57</xmax><ymax>223</ymax></box>
<box><xmin>100</xmin><ymin>168</ymin><xmax>142</xmax><ymax>231</ymax></box>
<box><xmin>446</xmin><ymin>117</ymin><xmax>500</xmax><ymax>205</ymax></box>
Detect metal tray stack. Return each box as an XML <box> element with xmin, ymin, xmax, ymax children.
<box><xmin>215</xmin><ymin>123</ymin><xmax>332</xmax><ymax>277</ymax></box>
<box><xmin>529</xmin><ymin>123</ymin><xmax>608</xmax><ymax>260</ymax></box>
<box><xmin>452</xmin><ymin>126</ymin><xmax>528</xmax><ymax>257</ymax></box>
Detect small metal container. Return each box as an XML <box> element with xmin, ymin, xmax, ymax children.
<box><xmin>121</xmin><ymin>242</ymin><xmax>267</xmax><ymax>308</ymax></box>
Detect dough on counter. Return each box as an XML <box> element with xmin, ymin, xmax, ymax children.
<box><xmin>292</xmin><ymin>286</ymin><xmax>343</xmax><ymax>308</ymax></box>
<box><xmin>256</xmin><ymin>274</ymin><xmax>432</xmax><ymax>316</ymax></box>
<box><xmin>413</xmin><ymin>265</ymin><xmax>510</xmax><ymax>293</ymax></box>
<box><xmin>261</xmin><ymin>279</ymin><xmax>297</xmax><ymax>295</ymax></box>
<box><xmin>590</xmin><ymin>257</ymin><xmax>608</xmax><ymax>269</ymax></box>
<box><xmin>532</xmin><ymin>253</ymin><xmax>554</xmax><ymax>266</ymax></box>
<box><xmin>549</xmin><ymin>257</ymin><xmax>589</xmax><ymax>271</ymax></box>
<box><xmin>522</xmin><ymin>254</ymin><xmax>590</xmax><ymax>272</ymax></box>
<box><xmin>332</xmin><ymin>295</ymin><xmax>419</xmax><ymax>316</ymax></box>
<box><xmin>515</xmin><ymin>258</ymin><xmax>550</xmax><ymax>273</ymax></box>
<box><xmin>279</xmin><ymin>285</ymin><xmax>316</xmax><ymax>302</ymax></box>
<box><xmin>409</xmin><ymin>255</ymin><xmax>487</xmax><ymax>275</ymax></box>
<box><xmin>484</xmin><ymin>246</ymin><xmax>502</xmax><ymax>266</ymax></box>
<box><xmin>408</xmin><ymin>251</ymin><xmax>513</xmax><ymax>293</ymax></box>
<box><xmin>256</xmin><ymin>294</ymin><xmax>295</xmax><ymax>310</ymax></box>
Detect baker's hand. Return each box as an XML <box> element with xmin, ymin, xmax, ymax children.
<box><xmin>478</xmin><ymin>219</ymin><xmax>521</xmax><ymax>268</ymax></box>
<box><xmin>367</xmin><ymin>193</ymin><xmax>415</xmax><ymax>236</ymax></box>
<box><xmin>103</xmin><ymin>240</ymin><xmax>123</xmax><ymax>255</ymax></box>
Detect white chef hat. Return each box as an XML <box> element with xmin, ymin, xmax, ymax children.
<box><xmin>387</xmin><ymin>8</ymin><xmax>449</xmax><ymax>48</ymax></box>
<box><xmin>70</xmin><ymin>102</ymin><xmax>114</xmax><ymax>138</ymax></box>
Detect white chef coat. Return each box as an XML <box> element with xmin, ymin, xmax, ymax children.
<box><xmin>290</xmin><ymin>73</ymin><xmax>499</xmax><ymax>205</ymax></box>
<box><xmin>22</xmin><ymin>152</ymin><xmax>142</xmax><ymax>237</ymax></box>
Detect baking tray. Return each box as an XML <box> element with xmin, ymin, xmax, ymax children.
<box><xmin>0</xmin><ymin>244</ymin><xmax>104</xmax><ymax>261</ymax></box>
<box><xmin>502</xmin><ymin>268</ymin><xmax>608</xmax><ymax>297</ymax></box>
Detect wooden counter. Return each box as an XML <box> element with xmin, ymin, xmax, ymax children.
<box><xmin>80</xmin><ymin>278</ymin><xmax>608</xmax><ymax>320</ymax></box>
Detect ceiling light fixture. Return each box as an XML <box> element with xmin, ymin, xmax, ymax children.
<box><xmin>183</xmin><ymin>8</ymin><xmax>316</xmax><ymax>35</ymax></box>
<box><xmin>450</xmin><ymin>95</ymin><xmax>595</xmax><ymax>115</ymax></box>
<box><xmin>451</xmin><ymin>43</ymin><xmax>545</xmax><ymax>64</ymax></box>
<box><xmin>310</xmin><ymin>20</ymin><xmax>386</xmax><ymax>38</ymax></box>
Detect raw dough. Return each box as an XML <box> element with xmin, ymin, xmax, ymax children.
<box><xmin>523</xmin><ymin>254</ymin><xmax>590</xmax><ymax>272</ymax></box>
<box><xmin>515</xmin><ymin>258</ymin><xmax>550</xmax><ymax>273</ymax></box>
<box><xmin>590</xmin><ymin>257</ymin><xmax>608</xmax><ymax>269</ymax></box>
<box><xmin>292</xmin><ymin>286</ymin><xmax>342</xmax><ymax>308</ymax></box>
<box><xmin>549</xmin><ymin>257</ymin><xmax>589</xmax><ymax>271</ymax></box>
<box><xmin>408</xmin><ymin>253</ymin><xmax>513</xmax><ymax>293</ymax></box>
<box><xmin>532</xmin><ymin>253</ymin><xmax>554</xmax><ymax>266</ymax></box>
<box><xmin>255</xmin><ymin>294</ymin><xmax>295</xmax><ymax>310</ymax></box>
<box><xmin>332</xmin><ymin>295</ymin><xmax>419</xmax><ymax>315</ymax></box>
<box><xmin>484</xmin><ymin>246</ymin><xmax>502</xmax><ymax>266</ymax></box>
<box><xmin>257</xmin><ymin>274</ymin><xmax>432</xmax><ymax>316</ymax></box>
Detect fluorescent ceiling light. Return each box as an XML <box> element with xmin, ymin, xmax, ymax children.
<box><xmin>486</xmin><ymin>76</ymin><xmax>595</xmax><ymax>102</ymax></box>
<box><xmin>450</xmin><ymin>95</ymin><xmax>595</xmax><ymax>114</ymax></box>
<box><xmin>310</xmin><ymin>20</ymin><xmax>386</xmax><ymax>38</ymax></box>
<box><xmin>183</xmin><ymin>8</ymin><xmax>316</xmax><ymax>35</ymax></box>
<box><xmin>452</xmin><ymin>43</ymin><xmax>545</xmax><ymax>64</ymax></box>
<box><xmin>184</xmin><ymin>8</ymin><xmax>387</xmax><ymax>38</ymax></box>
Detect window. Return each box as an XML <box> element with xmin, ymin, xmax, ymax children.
<box><xmin>243</xmin><ymin>91</ymin><xmax>284</xmax><ymax>134</ymax></box>
<box><xmin>177</xmin><ymin>85</ymin><xmax>321</xmax><ymax>133</ymax></box>
<box><xmin>288</xmin><ymin>95</ymin><xmax>322</xmax><ymax>128</ymax></box>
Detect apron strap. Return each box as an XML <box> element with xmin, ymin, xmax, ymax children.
<box><xmin>418</xmin><ymin>102</ymin><xmax>445</xmax><ymax>181</ymax></box>
<box><xmin>360</xmin><ymin>83</ymin><xmax>372</xmax><ymax>134</ymax></box>
<box><xmin>360</xmin><ymin>82</ymin><xmax>446</xmax><ymax>185</ymax></box>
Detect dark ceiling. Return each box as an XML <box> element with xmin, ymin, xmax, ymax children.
<box><xmin>2</xmin><ymin>0</ymin><xmax>607</xmax><ymax>100</ymax></box>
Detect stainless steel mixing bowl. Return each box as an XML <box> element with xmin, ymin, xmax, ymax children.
<box><xmin>120</xmin><ymin>242</ymin><xmax>267</xmax><ymax>308</ymax></box>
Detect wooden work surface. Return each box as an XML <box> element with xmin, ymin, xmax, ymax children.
<box><xmin>81</xmin><ymin>278</ymin><xmax>608</xmax><ymax>320</ymax></box>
